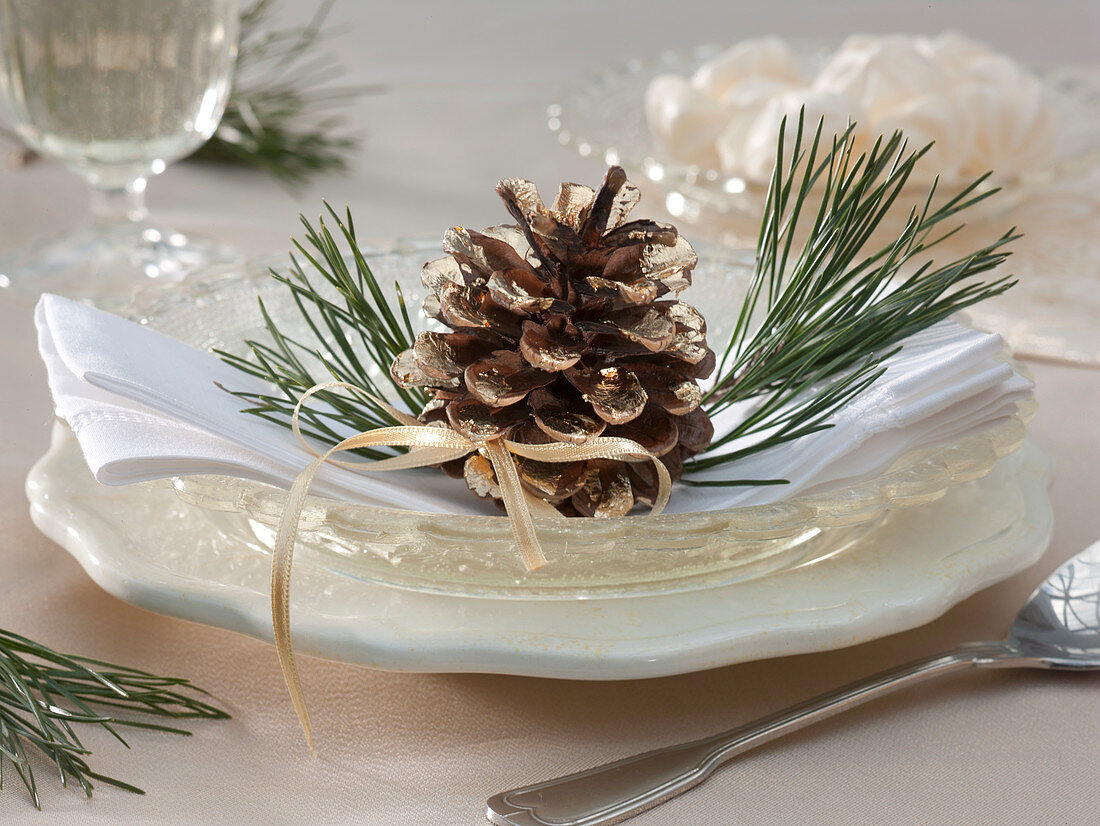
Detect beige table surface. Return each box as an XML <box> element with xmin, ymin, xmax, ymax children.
<box><xmin>2</xmin><ymin>2</ymin><xmax>1099</xmax><ymax>823</ymax></box>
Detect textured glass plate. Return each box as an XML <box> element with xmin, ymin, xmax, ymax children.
<box><xmin>957</xmin><ymin>169</ymin><xmax>1100</xmax><ymax>367</ymax></box>
<box><xmin>549</xmin><ymin>42</ymin><xmax>1100</xmax><ymax>228</ymax></box>
<box><xmin>122</xmin><ymin>245</ymin><xmax>1033</xmax><ymax>596</ymax></box>
<box><xmin>25</xmin><ymin>423</ymin><xmax>1054</xmax><ymax>678</ymax></box>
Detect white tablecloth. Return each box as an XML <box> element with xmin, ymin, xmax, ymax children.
<box><xmin>2</xmin><ymin>2</ymin><xmax>1098</xmax><ymax>823</ymax></box>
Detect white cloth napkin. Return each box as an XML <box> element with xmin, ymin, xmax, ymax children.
<box><xmin>36</xmin><ymin>294</ymin><xmax>483</xmax><ymax>514</ymax></box>
<box><xmin>35</xmin><ymin>294</ymin><xmax>1033</xmax><ymax>515</ymax></box>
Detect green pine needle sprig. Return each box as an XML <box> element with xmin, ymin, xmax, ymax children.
<box><xmin>0</xmin><ymin>628</ymin><xmax>228</xmax><ymax>809</ymax></box>
<box><xmin>215</xmin><ymin>204</ymin><xmax>425</xmax><ymax>460</ymax></box>
<box><xmin>220</xmin><ymin>112</ymin><xmax>1017</xmax><ymax>491</ymax></box>
<box><xmin>684</xmin><ymin>112</ymin><xmax>1017</xmax><ymax>481</ymax></box>
<box><xmin>191</xmin><ymin>0</ymin><xmax>376</xmax><ymax>188</ymax></box>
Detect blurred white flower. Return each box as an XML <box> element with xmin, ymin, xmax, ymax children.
<box><xmin>813</xmin><ymin>34</ymin><xmax>948</xmax><ymax>120</ymax></box>
<box><xmin>644</xmin><ymin>74</ymin><xmax>726</xmax><ymax>167</ymax></box>
<box><xmin>735</xmin><ymin>89</ymin><xmax>868</xmax><ymax>181</ymax></box>
<box><xmin>955</xmin><ymin>63</ymin><xmax>1056</xmax><ymax>178</ymax></box>
<box><xmin>875</xmin><ymin>94</ymin><xmax>973</xmax><ymax>181</ymax></box>
<box><xmin>916</xmin><ymin>31</ymin><xmax>999</xmax><ymax>73</ymax></box>
<box><xmin>691</xmin><ymin>36</ymin><xmax>803</xmax><ymax>100</ymax></box>
<box><xmin>645</xmin><ymin>33</ymin><xmax>1057</xmax><ymax>184</ymax></box>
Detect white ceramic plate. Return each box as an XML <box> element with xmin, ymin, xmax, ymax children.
<box><xmin>27</xmin><ymin>423</ymin><xmax>1052</xmax><ymax>679</ymax></box>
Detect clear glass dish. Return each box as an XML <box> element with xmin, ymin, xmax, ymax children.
<box><xmin>548</xmin><ymin>42</ymin><xmax>1100</xmax><ymax>236</ymax></box>
<box><xmin>123</xmin><ymin>244</ymin><xmax>1033</xmax><ymax>597</ymax></box>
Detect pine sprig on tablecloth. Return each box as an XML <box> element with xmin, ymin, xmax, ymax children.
<box><xmin>0</xmin><ymin>628</ymin><xmax>228</xmax><ymax>808</ymax></box>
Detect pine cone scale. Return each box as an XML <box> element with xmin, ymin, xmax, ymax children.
<box><xmin>464</xmin><ymin>353</ymin><xmax>554</xmax><ymax>408</ymax></box>
<box><xmin>528</xmin><ymin>387</ymin><xmax>606</xmax><ymax>444</ymax></box>
<box><xmin>562</xmin><ymin>366</ymin><xmax>647</xmax><ymax>425</ymax></box>
<box><xmin>519</xmin><ymin>320</ymin><xmax>585</xmax><ymax>372</ymax></box>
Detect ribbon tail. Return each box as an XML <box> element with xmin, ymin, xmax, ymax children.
<box><xmin>277</xmin><ymin>389</ymin><xmax>482</xmax><ymax>751</ymax></box>
<box><xmin>271</xmin><ymin>450</ymin><xmax>333</xmax><ymax>754</ymax></box>
<box><xmin>272</xmin><ymin>383</ymin><xmax>676</xmax><ymax>751</ymax></box>
<box><xmin>648</xmin><ymin>455</ymin><xmax>672</xmax><ymax>516</ymax></box>
<box><xmin>483</xmin><ymin>440</ymin><xmax>548</xmax><ymax>572</ymax></box>
<box><xmin>524</xmin><ymin>490</ymin><xmax>566</xmax><ymax>519</ymax></box>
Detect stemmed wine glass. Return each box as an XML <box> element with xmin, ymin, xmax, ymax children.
<box><xmin>0</xmin><ymin>0</ymin><xmax>241</xmax><ymax>307</ymax></box>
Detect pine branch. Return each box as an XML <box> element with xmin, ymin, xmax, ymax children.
<box><xmin>684</xmin><ymin>112</ymin><xmax>1017</xmax><ymax>481</ymax></box>
<box><xmin>191</xmin><ymin>0</ymin><xmax>376</xmax><ymax>188</ymax></box>
<box><xmin>215</xmin><ymin>204</ymin><xmax>427</xmax><ymax>459</ymax></box>
<box><xmin>0</xmin><ymin>629</ymin><xmax>228</xmax><ymax>809</ymax></box>
<box><xmin>218</xmin><ymin>113</ymin><xmax>1016</xmax><ymax>492</ymax></box>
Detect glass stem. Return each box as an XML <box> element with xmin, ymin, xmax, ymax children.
<box><xmin>89</xmin><ymin>179</ymin><xmax>148</xmax><ymax>225</ymax></box>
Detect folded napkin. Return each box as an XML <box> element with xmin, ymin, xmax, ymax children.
<box><xmin>36</xmin><ymin>294</ymin><xmax>1033</xmax><ymax>516</ymax></box>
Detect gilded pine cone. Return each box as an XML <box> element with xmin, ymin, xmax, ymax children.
<box><xmin>390</xmin><ymin>166</ymin><xmax>715</xmax><ymax>517</ymax></box>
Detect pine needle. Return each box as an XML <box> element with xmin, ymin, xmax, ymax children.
<box><xmin>191</xmin><ymin>0</ymin><xmax>376</xmax><ymax>188</ymax></box>
<box><xmin>0</xmin><ymin>629</ymin><xmax>228</xmax><ymax>808</ymax></box>
<box><xmin>685</xmin><ymin>111</ymin><xmax>1016</xmax><ymax>481</ymax></box>
<box><xmin>214</xmin><ymin>203</ymin><xmax>427</xmax><ymax>458</ymax></box>
<box><xmin>219</xmin><ymin>112</ymin><xmax>1017</xmax><ymax>491</ymax></box>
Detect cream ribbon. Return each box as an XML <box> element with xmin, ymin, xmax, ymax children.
<box><xmin>272</xmin><ymin>382</ymin><xmax>672</xmax><ymax>750</ymax></box>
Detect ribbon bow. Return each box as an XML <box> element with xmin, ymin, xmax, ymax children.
<box><xmin>272</xmin><ymin>382</ymin><xmax>672</xmax><ymax>750</ymax></box>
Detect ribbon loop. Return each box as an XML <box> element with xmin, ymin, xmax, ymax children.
<box><xmin>503</xmin><ymin>436</ymin><xmax>673</xmax><ymax>515</ymax></box>
<box><xmin>271</xmin><ymin>383</ymin><xmax>672</xmax><ymax>749</ymax></box>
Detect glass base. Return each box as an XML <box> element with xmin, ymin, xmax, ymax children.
<box><xmin>0</xmin><ymin>221</ymin><xmax>241</xmax><ymax>311</ymax></box>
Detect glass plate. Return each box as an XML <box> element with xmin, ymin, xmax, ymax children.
<box><xmin>956</xmin><ymin>171</ymin><xmax>1100</xmax><ymax>367</ymax></box>
<box><xmin>548</xmin><ymin>42</ymin><xmax>1100</xmax><ymax>232</ymax></box>
<box><xmin>123</xmin><ymin>244</ymin><xmax>1033</xmax><ymax>597</ymax></box>
<box><xmin>25</xmin><ymin>423</ymin><xmax>1054</xmax><ymax>677</ymax></box>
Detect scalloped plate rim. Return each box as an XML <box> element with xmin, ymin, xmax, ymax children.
<box><xmin>25</xmin><ymin>424</ymin><xmax>1054</xmax><ymax>679</ymax></box>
